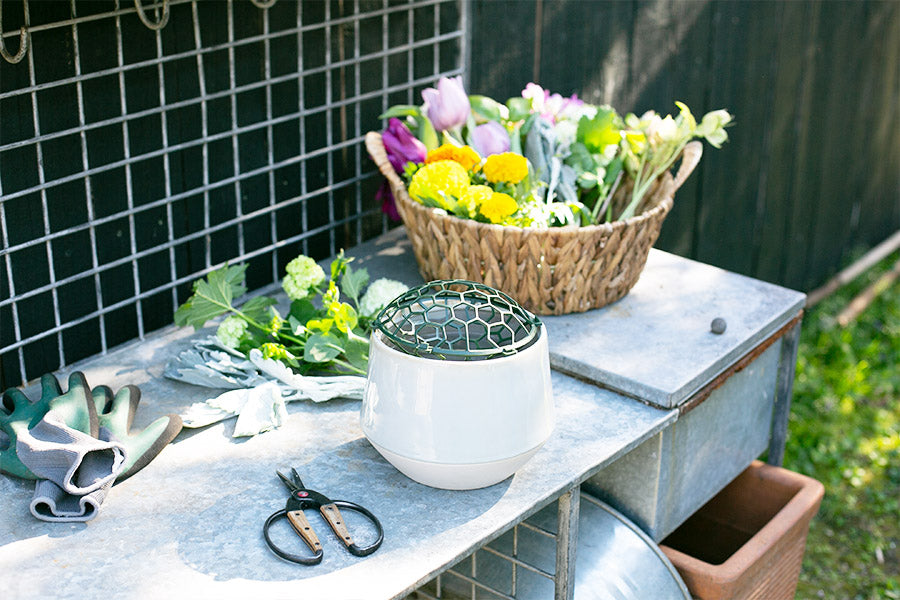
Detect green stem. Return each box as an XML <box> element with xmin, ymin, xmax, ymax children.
<box><xmin>329</xmin><ymin>358</ymin><xmax>367</xmax><ymax>375</ymax></box>
<box><xmin>618</xmin><ymin>141</ymin><xmax>687</xmax><ymax>221</ymax></box>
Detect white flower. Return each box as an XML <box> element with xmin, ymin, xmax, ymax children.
<box><xmin>553</xmin><ymin>120</ymin><xmax>578</xmax><ymax>151</ymax></box>
<box><xmin>282</xmin><ymin>255</ymin><xmax>325</xmax><ymax>300</ymax></box>
<box><xmin>359</xmin><ymin>279</ymin><xmax>409</xmax><ymax>317</ymax></box>
<box><xmin>216</xmin><ymin>315</ymin><xmax>248</xmax><ymax>349</ymax></box>
<box><xmin>696</xmin><ymin>110</ymin><xmax>733</xmax><ymax>148</ymax></box>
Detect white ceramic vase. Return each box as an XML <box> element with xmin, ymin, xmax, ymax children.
<box><xmin>361</xmin><ymin>326</ymin><xmax>554</xmax><ymax>490</ymax></box>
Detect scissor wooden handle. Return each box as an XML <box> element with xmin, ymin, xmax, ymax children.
<box><xmin>288</xmin><ymin>509</ymin><xmax>323</xmax><ymax>553</ymax></box>
<box><xmin>320</xmin><ymin>503</ymin><xmax>354</xmax><ymax>548</ymax></box>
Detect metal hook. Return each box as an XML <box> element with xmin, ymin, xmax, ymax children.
<box><xmin>249</xmin><ymin>0</ymin><xmax>277</xmax><ymax>8</ymax></box>
<box><xmin>134</xmin><ymin>0</ymin><xmax>170</xmax><ymax>31</ymax></box>
<box><xmin>0</xmin><ymin>0</ymin><xmax>29</xmax><ymax>64</ymax></box>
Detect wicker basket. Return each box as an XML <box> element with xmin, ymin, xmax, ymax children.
<box><xmin>365</xmin><ymin>131</ymin><xmax>702</xmax><ymax>315</ymax></box>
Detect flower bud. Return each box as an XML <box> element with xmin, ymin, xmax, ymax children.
<box><xmin>470</xmin><ymin>122</ymin><xmax>510</xmax><ymax>157</ymax></box>
<box><xmin>382</xmin><ymin>118</ymin><xmax>427</xmax><ymax>173</ymax></box>
<box><xmin>422</xmin><ymin>76</ymin><xmax>470</xmax><ymax>132</ymax></box>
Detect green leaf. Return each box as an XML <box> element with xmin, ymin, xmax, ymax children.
<box><xmin>603</xmin><ymin>156</ymin><xmax>624</xmax><ymax>186</ymax></box>
<box><xmin>469</xmin><ymin>95</ymin><xmax>504</xmax><ymax>122</ymax></box>
<box><xmin>241</xmin><ymin>295</ymin><xmax>277</xmax><ymax>324</ymax></box>
<box><xmin>174</xmin><ymin>264</ymin><xmax>248</xmax><ymax>330</ymax></box>
<box><xmin>288</xmin><ymin>315</ymin><xmax>306</xmax><ymax>336</ymax></box>
<box><xmin>340</xmin><ymin>265</ymin><xmax>369</xmax><ymax>306</ymax></box>
<box><xmin>289</xmin><ymin>298</ymin><xmax>319</xmax><ymax>324</ymax></box>
<box><xmin>333</xmin><ymin>303</ymin><xmax>359</xmax><ymax>333</ymax></box>
<box><xmin>378</xmin><ymin>105</ymin><xmax>420</xmax><ymax>120</ymax></box>
<box><xmin>303</xmin><ymin>333</ymin><xmax>342</xmax><ymax>363</ymax></box>
<box><xmin>413</xmin><ymin>114</ymin><xmax>439</xmax><ymax>151</ymax></box>
<box><xmin>506</xmin><ymin>97</ymin><xmax>532</xmax><ymax>122</ymax></box>
<box><xmin>577</xmin><ymin>108</ymin><xmax>621</xmax><ymax>153</ymax></box>
<box><xmin>344</xmin><ymin>336</ymin><xmax>369</xmax><ymax>372</ymax></box>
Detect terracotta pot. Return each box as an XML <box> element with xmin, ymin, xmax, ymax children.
<box><xmin>660</xmin><ymin>460</ymin><xmax>824</xmax><ymax>600</ymax></box>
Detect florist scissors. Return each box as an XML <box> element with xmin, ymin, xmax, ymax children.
<box><xmin>263</xmin><ymin>469</ymin><xmax>384</xmax><ymax>565</ymax></box>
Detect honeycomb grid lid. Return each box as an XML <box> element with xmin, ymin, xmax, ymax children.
<box><xmin>372</xmin><ymin>280</ymin><xmax>542</xmax><ymax>360</ymax></box>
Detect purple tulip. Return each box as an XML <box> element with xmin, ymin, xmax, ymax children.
<box><xmin>382</xmin><ymin>118</ymin><xmax>427</xmax><ymax>174</ymax></box>
<box><xmin>470</xmin><ymin>121</ymin><xmax>510</xmax><ymax>157</ymax></box>
<box><xmin>422</xmin><ymin>76</ymin><xmax>470</xmax><ymax>132</ymax></box>
<box><xmin>376</xmin><ymin>181</ymin><xmax>401</xmax><ymax>221</ymax></box>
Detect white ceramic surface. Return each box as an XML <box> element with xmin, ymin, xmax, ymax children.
<box><xmin>361</xmin><ymin>326</ymin><xmax>554</xmax><ymax>489</ymax></box>
<box><xmin>368</xmin><ymin>439</ymin><xmax>546</xmax><ymax>490</ymax></box>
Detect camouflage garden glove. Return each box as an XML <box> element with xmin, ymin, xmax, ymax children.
<box><xmin>91</xmin><ymin>384</ymin><xmax>182</xmax><ymax>482</ymax></box>
<box><xmin>1</xmin><ymin>372</ymin><xmax>126</xmax><ymax>494</ymax></box>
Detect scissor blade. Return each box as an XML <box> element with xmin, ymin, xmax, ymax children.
<box><xmin>276</xmin><ymin>470</ymin><xmax>300</xmax><ymax>492</ymax></box>
<box><xmin>289</xmin><ymin>468</ymin><xmax>305</xmax><ymax>489</ymax></box>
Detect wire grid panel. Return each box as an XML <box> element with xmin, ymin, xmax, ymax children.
<box><xmin>410</xmin><ymin>503</ymin><xmax>562</xmax><ymax>600</ymax></box>
<box><xmin>0</xmin><ymin>0</ymin><xmax>464</xmax><ymax>388</ymax></box>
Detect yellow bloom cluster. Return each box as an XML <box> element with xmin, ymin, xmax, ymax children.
<box><xmin>425</xmin><ymin>144</ymin><xmax>481</xmax><ymax>171</ymax></box>
<box><xmin>482</xmin><ymin>153</ymin><xmax>528</xmax><ymax>184</ymax></box>
<box><xmin>479</xmin><ymin>192</ymin><xmax>518</xmax><ymax>224</ymax></box>
<box><xmin>458</xmin><ymin>185</ymin><xmax>493</xmax><ymax>218</ymax></box>
<box><xmin>408</xmin><ymin>160</ymin><xmax>470</xmax><ymax>210</ymax></box>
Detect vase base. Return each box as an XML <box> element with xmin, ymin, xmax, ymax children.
<box><xmin>367</xmin><ymin>440</ymin><xmax>545</xmax><ymax>490</ymax></box>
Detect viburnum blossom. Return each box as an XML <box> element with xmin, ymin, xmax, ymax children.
<box><xmin>216</xmin><ymin>315</ymin><xmax>248</xmax><ymax>348</ymax></box>
<box><xmin>282</xmin><ymin>256</ymin><xmax>326</xmax><ymax>300</ymax></box>
<box><xmin>359</xmin><ymin>279</ymin><xmax>409</xmax><ymax>317</ymax></box>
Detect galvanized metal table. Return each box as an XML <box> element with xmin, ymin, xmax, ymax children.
<box><xmin>0</xmin><ymin>228</ymin><xmax>804</xmax><ymax>600</ymax></box>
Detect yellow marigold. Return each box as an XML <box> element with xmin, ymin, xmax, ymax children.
<box><xmin>479</xmin><ymin>192</ymin><xmax>519</xmax><ymax>224</ymax></box>
<box><xmin>425</xmin><ymin>144</ymin><xmax>481</xmax><ymax>171</ymax></box>
<box><xmin>407</xmin><ymin>160</ymin><xmax>470</xmax><ymax>210</ymax></box>
<box><xmin>457</xmin><ymin>185</ymin><xmax>493</xmax><ymax>219</ymax></box>
<box><xmin>482</xmin><ymin>152</ymin><xmax>528</xmax><ymax>184</ymax></box>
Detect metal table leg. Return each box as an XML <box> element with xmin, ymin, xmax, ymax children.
<box><xmin>768</xmin><ymin>321</ymin><xmax>801</xmax><ymax>466</ymax></box>
<box><xmin>555</xmin><ymin>485</ymin><xmax>580</xmax><ymax>600</ymax></box>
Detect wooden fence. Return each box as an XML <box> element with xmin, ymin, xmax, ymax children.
<box><xmin>469</xmin><ymin>0</ymin><xmax>900</xmax><ymax>292</ymax></box>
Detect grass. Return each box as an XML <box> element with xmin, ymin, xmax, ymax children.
<box><xmin>785</xmin><ymin>252</ymin><xmax>900</xmax><ymax>599</ymax></box>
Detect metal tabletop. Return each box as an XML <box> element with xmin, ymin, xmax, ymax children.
<box><xmin>0</xmin><ymin>228</ymin><xmax>804</xmax><ymax>599</ymax></box>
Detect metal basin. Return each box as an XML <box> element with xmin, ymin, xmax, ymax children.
<box><xmin>439</xmin><ymin>492</ymin><xmax>690</xmax><ymax>599</ymax></box>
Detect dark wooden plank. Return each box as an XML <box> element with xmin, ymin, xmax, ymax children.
<box><xmin>755</xmin><ymin>1</ymin><xmax>813</xmax><ymax>285</ymax></box>
<box><xmin>536</xmin><ymin>0</ymin><xmax>633</xmax><ymax>105</ymax></box>
<box><xmin>695</xmin><ymin>2</ymin><xmax>783</xmax><ymax>276</ymax></box>
<box><xmin>467</xmin><ymin>0</ymin><xmax>537</xmax><ymax>100</ymax></box>
<box><xmin>855</xmin><ymin>1</ymin><xmax>900</xmax><ymax>249</ymax></box>
<box><xmin>642</xmin><ymin>1</ymin><xmax>714</xmax><ymax>259</ymax></box>
<box><xmin>805</xmin><ymin>1</ymin><xmax>870</xmax><ymax>290</ymax></box>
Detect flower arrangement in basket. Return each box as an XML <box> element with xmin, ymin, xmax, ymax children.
<box><xmin>365</xmin><ymin>78</ymin><xmax>732</xmax><ymax>314</ymax></box>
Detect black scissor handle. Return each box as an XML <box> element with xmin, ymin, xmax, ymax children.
<box><xmin>262</xmin><ymin>501</ymin><xmax>384</xmax><ymax>565</ymax></box>
<box><xmin>327</xmin><ymin>500</ymin><xmax>384</xmax><ymax>557</ymax></box>
<box><xmin>264</xmin><ymin>508</ymin><xmax>325</xmax><ymax>565</ymax></box>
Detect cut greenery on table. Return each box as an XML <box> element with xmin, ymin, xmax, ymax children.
<box><xmin>174</xmin><ymin>252</ymin><xmax>408</xmax><ymax>376</ymax></box>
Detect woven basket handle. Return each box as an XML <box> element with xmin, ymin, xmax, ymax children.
<box><xmin>672</xmin><ymin>140</ymin><xmax>703</xmax><ymax>193</ymax></box>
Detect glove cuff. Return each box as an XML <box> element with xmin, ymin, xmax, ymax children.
<box><xmin>16</xmin><ymin>411</ymin><xmax>127</xmax><ymax>495</ymax></box>
<box><xmin>30</xmin><ymin>478</ymin><xmax>113</xmax><ymax>522</ymax></box>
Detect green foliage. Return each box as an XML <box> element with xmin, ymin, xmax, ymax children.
<box><xmin>173</xmin><ymin>253</ymin><xmax>406</xmax><ymax>376</ymax></box>
<box><xmin>174</xmin><ymin>264</ymin><xmax>248</xmax><ymax>330</ymax></box>
<box><xmin>785</xmin><ymin>253</ymin><xmax>900</xmax><ymax>599</ymax></box>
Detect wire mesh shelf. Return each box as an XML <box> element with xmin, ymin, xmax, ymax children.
<box><xmin>0</xmin><ymin>0</ymin><xmax>465</xmax><ymax>388</ymax></box>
